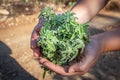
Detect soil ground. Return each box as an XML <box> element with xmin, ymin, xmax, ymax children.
<box><xmin>0</xmin><ymin>5</ymin><xmax>120</xmax><ymax>80</ymax></box>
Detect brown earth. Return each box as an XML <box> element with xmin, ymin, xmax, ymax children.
<box><xmin>0</xmin><ymin>2</ymin><xmax>120</xmax><ymax>80</ymax></box>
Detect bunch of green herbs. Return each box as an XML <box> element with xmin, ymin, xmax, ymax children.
<box><xmin>37</xmin><ymin>7</ymin><xmax>89</xmax><ymax>77</ymax></box>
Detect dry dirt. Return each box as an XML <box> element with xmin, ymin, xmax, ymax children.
<box><xmin>0</xmin><ymin>9</ymin><xmax>120</xmax><ymax>80</ymax></box>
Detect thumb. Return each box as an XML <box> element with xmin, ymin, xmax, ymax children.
<box><xmin>68</xmin><ymin>62</ymin><xmax>86</xmax><ymax>75</ymax></box>
<box><xmin>68</xmin><ymin>63</ymin><xmax>80</xmax><ymax>73</ymax></box>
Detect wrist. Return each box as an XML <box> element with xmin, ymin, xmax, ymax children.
<box><xmin>101</xmin><ymin>30</ymin><xmax>120</xmax><ymax>53</ymax></box>
<box><xmin>71</xmin><ymin>6</ymin><xmax>90</xmax><ymax>24</ymax></box>
<box><xmin>92</xmin><ymin>30</ymin><xmax>120</xmax><ymax>54</ymax></box>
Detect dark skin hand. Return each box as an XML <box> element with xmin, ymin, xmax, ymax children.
<box><xmin>31</xmin><ymin>25</ymin><xmax>120</xmax><ymax>75</ymax></box>
<box><xmin>30</xmin><ymin>0</ymin><xmax>120</xmax><ymax>76</ymax></box>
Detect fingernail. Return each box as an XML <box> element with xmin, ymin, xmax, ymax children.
<box><xmin>34</xmin><ymin>50</ymin><xmax>40</xmax><ymax>57</ymax></box>
<box><xmin>34</xmin><ymin>53</ymin><xmax>39</xmax><ymax>57</ymax></box>
<box><xmin>68</xmin><ymin>68</ymin><xmax>74</xmax><ymax>73</ymax></box>
<box><xmin>39</xmin><ymin>57</ymin><xmax>45</xmax><ymax>64</ymax></box>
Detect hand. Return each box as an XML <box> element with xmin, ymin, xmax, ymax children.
<box><xmin>39</xmin><ymin>34</ymin><xmax>103</xmax><ymax>76</ymax></box>
<box><xmin>30</xmin><ymin>18</ymin><xmax>44</xmax><ymax>58</ymax></box>
<box><xmin>30</xmin><ymin>12</ymin><xmax>63</xmax><ymax>58</ymax></box>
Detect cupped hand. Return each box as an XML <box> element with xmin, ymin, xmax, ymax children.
<box><xmin>30</xmin><ymin>12</ymin><xmax>63</xmax><ymax>58</ymax></box>
<box><xmin>39</xmin><ymin>34</ymin><xmax>103</xmax><ymax>76</ymax></box>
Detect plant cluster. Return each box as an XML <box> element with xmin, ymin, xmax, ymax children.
<box><xmin>37</xmin><ymin>7</ymin><xmax>89</xmax><ymax>78</ymax></box>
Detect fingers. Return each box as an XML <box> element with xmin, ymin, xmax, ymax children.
<box><xmin>39</xmin><ymin>57</ymin><xmax>68</xmax><ymax>75</ymax></box>
<box><xmin>68</xmin><ymin>62</ymin><xmax>87</xmax><ymax>75</ymax></box>
<box><xmin>39</xmin><ymin>57</ymin><xmax>82</xmax><ymax>76</ymax></box>
<box><xmin>31</xmin><ymin>33</ymin><xmax>39</xmax><ymax>49</ymax></box>
<box><xmin>67</xmin><ymin>58</ymin><xmax>93</xmax><ymax>75</ymax></box>
<box><xmin>31</xmin><ymin>31</ymin><xmax>40</xmax><ymax>56</ymax></box>
<box><xmin>31</xmin><ymin>28</ymin><xmax>41</xmax><ymax>58</ymax></box>
<box><xmin>30</xmin><ymin>18</ymin><xmax>43</xmax><ymax>49</ymax></box>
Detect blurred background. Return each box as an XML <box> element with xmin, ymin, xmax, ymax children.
<box><xmin>0</xmin><ymin>0</ymin><xmax>120</xmax><ymax>80</ymax></box>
